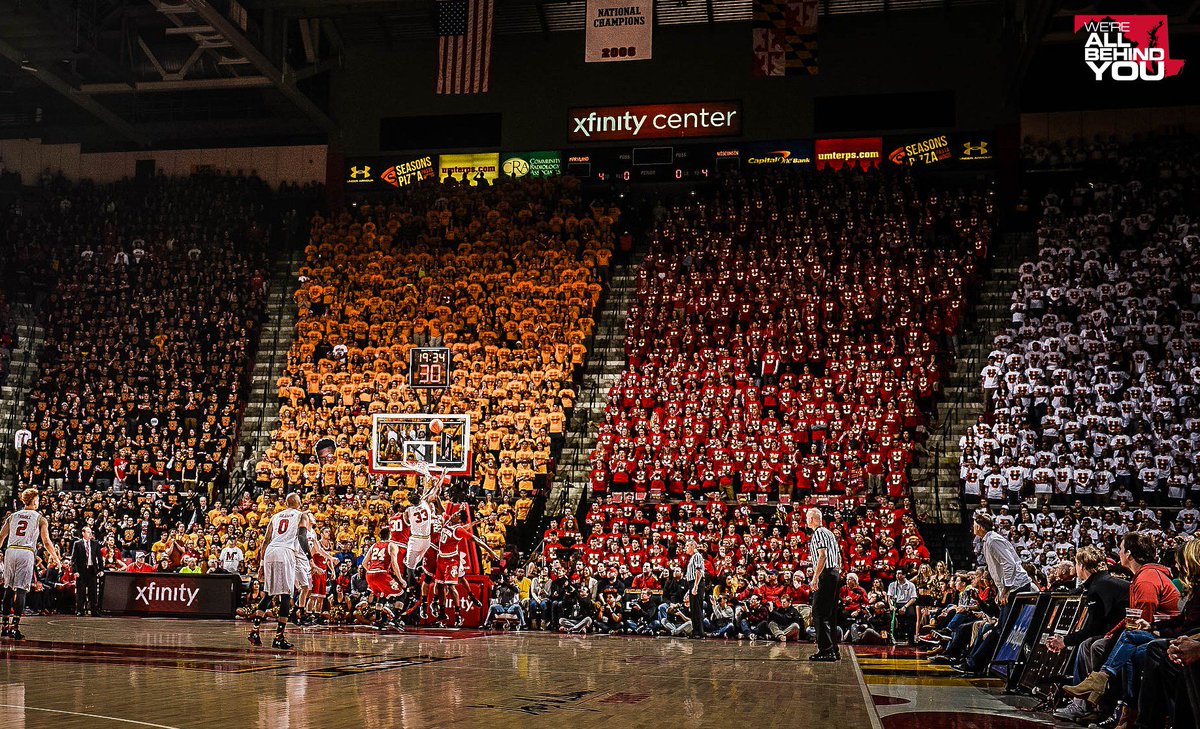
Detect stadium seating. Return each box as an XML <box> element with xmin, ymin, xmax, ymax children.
<box><xmin>589</xmin><ymin>169</ymin><xmax>992</xmax><ymax>502</ymax></box>
<box><xmin>0</xmin><ymin>290</ymin><xmax>12</xmax><ymax>385</ymax></box>
<box><xmin>236</xmin><ymin>177</ymin><xmax>615</xmax><ymax>567</ymax></box>
<box><xmin>11</xmin><ymin>175</ymin><xmax>272</xmax><ymax>501</ymax></box>
<box><xmin>964</xmin><ymin>136</ymin><xmax>1200</xmax><ymax>508</ymax></box>
<box><xmin>550</xmin><ymin>494</ymin><xmax>930</xmax><ymax>587</ymax></box>
<box><xmin>967</xmin><ymin>499</ymin><xmax>1199</xmax><ymax>575</ymax></box>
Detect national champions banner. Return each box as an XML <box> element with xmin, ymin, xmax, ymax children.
<box><xmin>585</xmin><ymin>0</ymin><xmax>652</xmax><ymax>62</ymax></box>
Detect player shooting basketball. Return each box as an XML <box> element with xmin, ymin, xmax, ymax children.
<box><xmin>401</xmin><ymin>466</ymin><xmax>448</xmax><ymax>621</ymax></box>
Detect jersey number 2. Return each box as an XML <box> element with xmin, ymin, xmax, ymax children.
<box><xmin>14</xmin><ymin>519</ymin><xmax>29</xmax><ymax>537</ymax></box>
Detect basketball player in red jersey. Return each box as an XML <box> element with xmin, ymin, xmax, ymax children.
<box><xmin>363</xmin><ymin>526</ymin><xmax>407</xmax><ymax>630</ymax></box>
<box><xmin>434</xmin><ymin>509</ymin><xmax>500</xmax><ymax>627</ymax></box>
<box><xmin>306</xmin><ymin>527</ymin><xmax>338</xmax><ymax>623</ymax></box>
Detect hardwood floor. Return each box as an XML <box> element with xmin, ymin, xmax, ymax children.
<box><xmin>0</xmin><ymin>617</ymin><xmax>878</xmax><ymax>729</ymax></box>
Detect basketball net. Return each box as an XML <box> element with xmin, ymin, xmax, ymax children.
<box><xmin>402</xmin><ymin>458</ymin><xmax>449</xmax><ymax>499</ymax></box>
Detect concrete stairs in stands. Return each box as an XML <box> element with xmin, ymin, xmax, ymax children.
<box><xmin>235</xmin><ymin>250</ymin><xmax>302</xmax><ymax>485</ymax></box>
<box><xmin>544</xmin><ymin>262</ymin><xmax>638</xmax><ymax>520</ymax></box>
<box><xmin>909</xmin><ymin>234</ymin><xmax>1035</xmax><ymax>526</ymax></box>
<box><xmin>0</xmin><ymin>306</ymin><xmax>45</xmax><ymax>500</ymax></box>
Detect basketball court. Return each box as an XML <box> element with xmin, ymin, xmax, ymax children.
<box><xmin>0</xmin><ymin>618</ymin><xmax>884</xmax><ymax>729</ymax></box>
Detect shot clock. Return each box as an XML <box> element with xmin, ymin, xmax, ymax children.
<box><xmin>408</xmin><ymin>347</ymin><xmax>451</xmax><ymax>389</ymax></box>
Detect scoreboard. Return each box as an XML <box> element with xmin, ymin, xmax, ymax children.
<box><xmin>408</xmin><ymin>347</ymin><xmax>451</xmax><ymax>389</ymax></box>
<box><xmin>566</xmin><ymin>144</ymin><xmax>720</xmax><ymax>183</ymax></box>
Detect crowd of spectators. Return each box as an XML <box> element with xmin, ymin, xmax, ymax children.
<box><xmin>913</xmin><ymin>516</ymin><xmax>1200</xmax><ymax>729</ymax></box>
<box><xmin>1</xmin><ymin>174</ymin><xmax>616</xmax><ymax>625</ymax></box>
<box><xmin>496</xmin><ymin>496</ymin><xmax>933</xmax><ymax>642</ymax></box>
<box><xmin>259</xmin><ymin>177</ymin><xmax>612</xmax><ymax>501</ymax></box>
<box><xmin>1021</xmin><ymin>134</ymin><xmax>1198</xmax><ymax>176</ymax></box>
<box><xmin>8</xmin><ymin>174</ymin><xmax>274</xmax><ymax>500</ymax></box>
<box><xmin>515</xmin><ymin>168</ymin><xmax>990</xmax><ymax>643</ymax></box>
<box><xmin>589</xmin><ymin>169</ymin><xmax>992</xmax><ymax>503</ymax></box>
<box><xmin>967</xmin><ymin>498</ymin><xmax>1198</xmax><ymax>578</ymax></box>
<box><xmin>216</xmin><ymin>177</ymin><xmax>616</xmax><ymax>609</ymax></box>
<box><xmin>965</xmin><ymin>137</ymin><xmax>1200</xmax><ymax>509</ymax></box>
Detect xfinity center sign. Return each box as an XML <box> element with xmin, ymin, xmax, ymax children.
<box><xmin>568</xmin><ymin>101</ymin><xmax>742</xmax><ymax>142</ymax></box>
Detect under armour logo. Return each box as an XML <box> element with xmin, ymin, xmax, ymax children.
<box><xmin>349</xmin><ymin>166</ymin><xmax>372</xmax><ymax>179</ymax></box>
<box><xmin>962</xmin><ymin>141</ymin><xmax>989</xmax><ymax>158</ymax></box>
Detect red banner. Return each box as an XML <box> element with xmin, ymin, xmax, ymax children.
<box><xmin>814</xmin><ymin>137</ymin><xmax>882</xmax><ymax>170</ymax></box>
<box><xmin>568</xmin><ymin>102</ymin><xmax>742</xmax><ymax>143</ymax></box>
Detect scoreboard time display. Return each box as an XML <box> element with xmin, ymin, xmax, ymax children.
<box><xmin>566</xmin><ymin>144</ymin><xmax>720</xmax><ymax>182</ymax></box>
<box><xmin>408</xmin><ymin>347</ymin><xmax>451</xmax><ymax>389</ymax></box>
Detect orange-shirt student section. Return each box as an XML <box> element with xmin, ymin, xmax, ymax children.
<box><xmin>240</xmin><ymin>177</ymin><xmax>615</xmax><ymax>550</ymax></box>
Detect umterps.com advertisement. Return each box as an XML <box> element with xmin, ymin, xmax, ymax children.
<box><xmin>814</xmin><ymin>137</ymin><xmax>883</xmax><ymax>170</ymax></box>
<box><xmin>438</xmin><ymin>153</ymin><xmax>500</xmax><ymax>186</ymax></box>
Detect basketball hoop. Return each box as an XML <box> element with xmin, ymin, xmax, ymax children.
<box><xmin>369</xmin><ymin>412</ymin><xmax>471</xmax><ymax>477</ymax></box>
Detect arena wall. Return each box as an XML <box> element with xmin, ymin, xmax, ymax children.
<box><xmin>1020</xmin><ymin>105</ymin><xmax>1200</xmax><ymax>143</ymax></box>
<box><xmin>0</xmin><ymin>138</ymin><xmax>327</xmax><ymax>187</ymax></box>
<box><xmin>331</xmin><ymin>7</ymin><xmax>1012</xmax><ymax>154</ymax></box>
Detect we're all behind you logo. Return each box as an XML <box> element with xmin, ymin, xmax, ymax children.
<box><xmin>1075</xmin><ymin>14</ymin><xmax>1185</xmax><ymax>81</ymax></box>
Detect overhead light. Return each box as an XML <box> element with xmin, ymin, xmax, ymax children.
<box><xmin>19</xmin><ymin>59</ymin><xmax>37</xmax><ymax>73</ymax></box>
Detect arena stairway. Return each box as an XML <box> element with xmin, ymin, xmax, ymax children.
<box><xmin>909</xmin><ymin>233</ymin><xmax>1035</xmax><ymax>528</ymax></box>
<box><xmin>0</xmin><ymin>305</ymin><xmax>44</xmax><ymax>501</ymax></box>
<box><xmin>232</xmin><ymin>250</ymin><xmax>302</xmax><ymax>492</ymax></box>
<box><xmin>539</xmin><ymin>261</ymin><xmax>637</xmax><ymax>531</ymax></box>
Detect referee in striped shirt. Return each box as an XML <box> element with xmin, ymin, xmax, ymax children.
<box><xmin>807</xmin><ymin>507</ymin><xmax>842</xmax><ymax>661</ymax></box>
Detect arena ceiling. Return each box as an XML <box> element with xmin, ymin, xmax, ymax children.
<box><xmin>0</xmin><ymin>0</ymin><xmax>1195</xmax><ymax>150</ymax></box>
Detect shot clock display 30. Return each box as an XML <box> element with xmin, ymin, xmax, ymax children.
<box><xmin>408</xmin><ymin>347</ymin><xmax>451</xmax><ymax>389</ymax></box>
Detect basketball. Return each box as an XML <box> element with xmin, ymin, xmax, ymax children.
<box><xmin>428</xmin><ymin>418</ymin><xmax>443</xmax><ymax>435</ymax></box>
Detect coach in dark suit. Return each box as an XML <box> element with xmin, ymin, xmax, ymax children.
<box><xmin>72</xmin><ymin>526</ymin><xmax>103</xmax><ymax>616</ymax></box>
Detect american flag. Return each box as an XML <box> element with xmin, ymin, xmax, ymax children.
<box><xmin>436</xmin><ymin>0</ymin><xmax>494</xmax><ymax>95</ymax></box>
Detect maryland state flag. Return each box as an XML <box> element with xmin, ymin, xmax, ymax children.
<box><xmin>752</xmin><ymin>0</ymin><xmax>818</xmax><ymax>76</ymax></box>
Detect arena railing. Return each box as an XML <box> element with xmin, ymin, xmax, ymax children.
<box><xmin>527</xmin><ymin>220</ymin><xmax>631</xmax><ymax>550</ymax></box>
<box><xmin>228</xmin><ymin>248</ymin><xmax>299</xmax><ymax>506</ymax></box>
<box><xmin>0</xmin><ymin>302</ymin><xmax>40</xmax><ymax>504</ymax></box>
<box><xmin>906</xmin><ymin>232</ymin><xmax>1029</xmax><ymax>570</ymax></box>
<box><xmin>916</xmin><ymin>235</ymin><xmax>1032</xmax><ymax>534</ymax></box>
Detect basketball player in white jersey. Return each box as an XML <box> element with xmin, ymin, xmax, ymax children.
<box><xmin>403</xmin><ymin>476</ymin><xmax>446</xmax><ymax>620</ymax></box>
<box><xmin>293</xmin><ymin>509</ymin><xmax>332</xmax><ymax>626</ymax></box>
<box><xmin>0</xmin><ymin>488</ymin><xmax>62</xmax><ymax>640</ymax></box>
<box><xmin>250</xmin><ymin>493</ymin><xmax>310</xmax><ymax>650</ymax></box>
